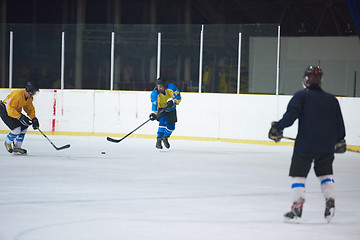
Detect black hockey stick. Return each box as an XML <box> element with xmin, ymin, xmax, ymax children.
<box><xmin>107</xmin><ymin>107</ymin><xmax>168</xmax><ymax>143</ymax></box>
<box><xmin>107</xmin><ymin>119</ymin><xmax>151</xmax><ymax>143</ymax></box>
<box><xmin>283</xmin><ymin>136</ymin><xmax>295</xmax><ymax>141</ymax></box>
<box><xmin>38</xmin><ymin>129</ymin><xmax>71</xmax><ymax>150</ymax></box>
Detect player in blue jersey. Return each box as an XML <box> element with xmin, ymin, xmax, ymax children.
<box><xmin>149</xmin><ymin>78</ymin><xmax>181</xmax><ymax>149</ymax></box>
<box><xmin>268</xmin><ymin>66</ymin><xmax>346</xmax><ymax>223</ymax></box>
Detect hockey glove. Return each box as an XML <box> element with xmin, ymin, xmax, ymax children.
<box><xmin>18</xmin><ymin>114</ymin><xmax>32</xmax><ymax>127</ymax></box>
<box><xmin>166</xmin><ymin>98</ymin><xmax>175</xmax><ymax>109</ymax></box>
<box><xmin>268</xmin><ymin>121</ymin><xmax>283</xmax><ymax>142</ymax></box>
<box><xmin>32</xmin><ymin>117</ymin><xmax>39</xmax><ymax>130</ymax></box>
<box><xmin>149</xmin><ymin>112</ymin><xmax>157</xmax><ymax>121</ymax></box>
<box><xmin>334</xmin><ymin>139</ymin><xmax>346</xmax><ymax>153</ymax></box>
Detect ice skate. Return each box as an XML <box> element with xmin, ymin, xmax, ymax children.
<box><xmin>156</xmin><ymin>137</ymin><xmax>163</xmax><ymax>149</ymax></box>
<box><xmin>163</xmin><ymin>136</ymin><xmax>170</xmax><ymax>149</ymax></box>
<box><xmin>13</xmin><ymin>147</ymin><xmax>27</xmax><ymax>155</ymax></box>
<box><xmin>325</xmin><ymin>198</ymin><xmax>335</xmax><ymax>223</ymax></box>
<box><xmin>4</xmin><ymin>142</ymin><xmax>13</xmax><ymax>153</ymax></box>
<box><xmin>284</xmin><ymin>199</ymin><xmax>304</xmax><ymax>223</ymax></box>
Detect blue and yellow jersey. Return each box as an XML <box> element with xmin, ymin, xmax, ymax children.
<box><xmin>151</xmin><ymin>83</ymin><xmax>181</xmax><ymax>112</ymax></box>
<box><xmin>2</xmin><ymin>89</ymin><xmax>36</xmax><ymax>119</ymax></box>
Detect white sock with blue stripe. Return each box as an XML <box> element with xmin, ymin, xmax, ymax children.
<box><xmin>291</xmin><ymin>177</ymin><xmax>306</xmax><ymax>203</ymax></box>
<box><xmin>319</xmin><ymin>175</ymin><xmax>335</xmax><ymax>200</ymax></box>
<box><xmin>14</xmin><ymin>128</ymin><xmax>28</xmax><ymax>148</ymax></box>
<box><xmin>5</xmin><ymin>127</ymin><xmax>22</xmax><ymax>144</ymax></box>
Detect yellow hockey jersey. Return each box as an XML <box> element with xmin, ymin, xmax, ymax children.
<box><xmin>2</xmin><ymin>89</ymin><xmax>36</xmax><ymax>119</ymax></box>
<box><xmin>151</xmin><ymin>83</ymin><xmax>181</xmax><ymax>112</ymax></box>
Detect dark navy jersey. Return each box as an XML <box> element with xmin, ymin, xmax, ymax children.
<box><xmin>276</xmin><ymin>86</ymin><xmax>345</xmax><ymax>154</ymax></box>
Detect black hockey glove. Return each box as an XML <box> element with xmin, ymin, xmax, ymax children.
<box><xmin>18</xmin><ymin>114</ymin><xmax>32</xmax><ymax>127</ymax></box>
<box><xmin>334</xmin><ymin>139</ymin><xmax>346</xmax><ymax>153</ymax></box>
<box><xmin>268</xmin><ymin>121</ymin><xmax>283</xmax><ymax>142</ymax></box>
<box><xmin>149</xmin><ymin>112</ymin><xmax>157</xmax><ymax>121</ymax></box>
<box><xmin>166</xmin><ymin>98</ymin><xmax>175</xmax><ymax>109</ymax></box>
<box><xmin>32</xmin><ymin>117</ymin><xmax>39</xmax><ymax>130</ymax></box>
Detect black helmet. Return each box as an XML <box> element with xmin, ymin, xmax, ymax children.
<box><xmin>25</xmin><ymin>81</ymin><xmax>40</xmax><ymax>94</ymax></box>
<box><xmin>304</xmin><ymin>66</ymin><xmax>323</xmax><ymax>86</ymax></box>
<box><xmin>156</xmin><ymin>77</ymin><xmax>167</xmax><ymax>88</ymax></box>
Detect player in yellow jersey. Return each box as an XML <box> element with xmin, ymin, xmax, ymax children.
<box><xmin>149</xmin><ymin>78</ymin><xmax>181</xmax><ymax>149</ymax></box>
<box><xmin>0</xmin><ymin>82</ymin><xmax>40</xmax><ymax>155</ymax></box>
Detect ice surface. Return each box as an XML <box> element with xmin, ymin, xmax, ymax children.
<box><xmin>0</xmin><ymin>134</ymin><xmax>359</xmax><ymax>240</ymax></box>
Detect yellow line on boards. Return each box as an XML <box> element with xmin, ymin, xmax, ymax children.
<box><xmin>1</xmin><ymin>130</ymin><xmax>359</xmax><ymax>150</ymax></box>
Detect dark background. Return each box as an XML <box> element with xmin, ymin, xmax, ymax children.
<box><xmin>2</xmin><ymin>0</ymin><xmax>359</xmax><ymax>37</ymax></box>
<box><xmin>1</xmin><ymin>0</ymin><xmax>359</xmax><ymax>93</ymax></box>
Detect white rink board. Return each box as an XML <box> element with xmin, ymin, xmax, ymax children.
<box><xmin>0</xmin><ymin>89</ymin><xmax>359</xmax><ymax>145</ymax></box>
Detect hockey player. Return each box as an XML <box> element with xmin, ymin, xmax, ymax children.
<box><xmin>149</xmin><ymin>78</ymin><xmax>181</xmax><ymax>149</ymax></box>
<box><xmin>268</xmin><ymin>66</ymin><xmax>346</xmax><ymax>223</ymax></box>
<box><xmin>0</xmin><ymin>81</ymin><xmax>40</xmax><ymax>155</ymax></box>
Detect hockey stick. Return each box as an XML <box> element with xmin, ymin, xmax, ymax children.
<box><xmin>107</xmin><ymin>119</ymin><xmax>151</xmax><ymax>143</ymax></box>
<box><xmin>38</xmin><ymin>129</ymin><xmax>71</xmax><ymax>150</ymax></box>
<box><xmin>283</xmin><ymin>136</ymin><xmax>360</xmax><ymax>153</ymax></box>
<box><xmin>283</xmin><ymin>136</ymin><xmax>295</xmax><ymax>141</ymax></box>
<box><xmin>107</xmin><ymin>107</ymin><xmax>168</xmax><ymax>143</ymax></box>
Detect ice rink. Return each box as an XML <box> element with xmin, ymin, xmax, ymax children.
<box><xmin>0</xmin><ymin>134</ymin><xmax>359</xmax><ymax>240</ymax></box>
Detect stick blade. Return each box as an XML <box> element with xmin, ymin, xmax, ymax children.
<box><xmin>107</xmin><ymin>137</ymin><xmax>122</xmax><ymax>143</ymax></box>
<box><xmin>348</xmin><ymin>149</ymin><xmax>360</xmax><ymax>153</ymax></box>
<box><xmin>55</xmin><ymin>144</ymin><xmax>71</xmax><ymax>150</ymax></box>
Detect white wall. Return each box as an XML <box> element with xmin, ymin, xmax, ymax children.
<box><xmin>249</xmin><ymin>37</ymin><xmax>278</xmax><ymax>94</ymax></box>
<box><xmin>0</xmin><ymin>89</ymin><xmax>359</xmax><ymax>145</ymax></box>
<box><xmin>250</xmin><ymin>36</ymin><xmax>360</xmax><ymax>96</ymax></box>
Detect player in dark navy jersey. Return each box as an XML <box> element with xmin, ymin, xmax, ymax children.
<box><xmin>269</xmin><ymin>66</ymin><xmax>346</xmax><ymax>223</ymax></box>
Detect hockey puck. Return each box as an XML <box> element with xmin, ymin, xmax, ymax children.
<box><xmin>101</xmin><ymin>151</ymin><xmax>106</xmax><ymax>154</ymax></box>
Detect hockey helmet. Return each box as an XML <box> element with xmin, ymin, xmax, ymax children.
<box><xmin>25</xmin><ymin>81</ymin><xmax>40</xmax><ymax>94</ymax></box>
<box><xmin>303</xmin><ymin>66</ymin><xmax>323</xmax><ymax>86</ymax></box>
<box><xmin>156</xmin><ymin>77</ymin><xmax>168</xmax><ymax>88</ymax></box>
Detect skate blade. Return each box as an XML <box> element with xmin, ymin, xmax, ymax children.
<box><xmin>4</xmin><ymin>145</ymin><xmax>13</xmax><ymax>153</ymax></box>
<box><xmin>13</xmin><ymin>151</ymin><xmax>27</xmax><ymax>156</ymax></box>
<box><xmin>158</xmin><ymin>149</ymin><xmax>169</xmax><ymax>152</ymax></box>
<box><xmin>325</xmin><ymin>208</ymin><xmax>335</xmax><ymax>223</ymax></box>
<box><xmin>283</xmin><ymin>216</ymin><xmax>300</xmax><ymax>224</ymax></box>
<box><xmin>157</xmin><ymin>147</ymin><xmax>171</xmax><ymax>152</ymax></box>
